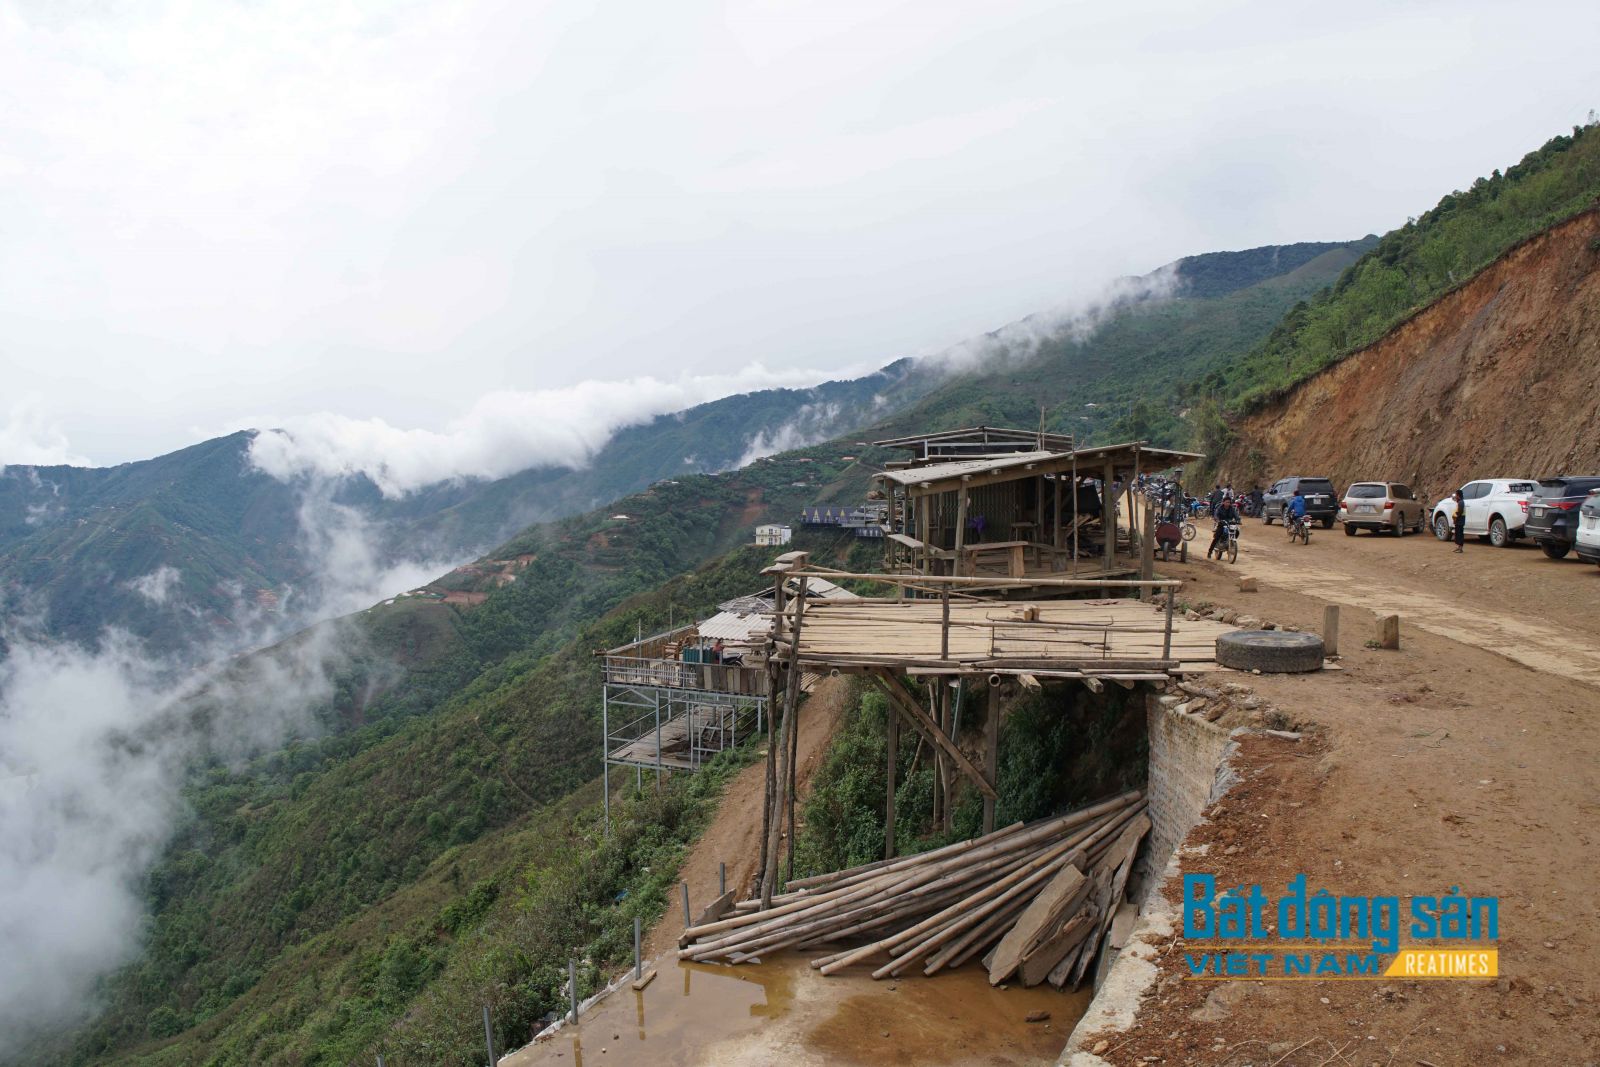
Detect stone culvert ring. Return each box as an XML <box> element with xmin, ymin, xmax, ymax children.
<box><xmin>1215</xmin><ymin>630</ymin><xmax>1325</xmax><ymax>673</ymax></box>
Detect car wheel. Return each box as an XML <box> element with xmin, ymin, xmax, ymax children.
<box><xmin>1321</xmin><ymin>517</ymin><xmax>1334</xmax><ymax>529</ymax></box>
<box><xmin>1541</xmin><ymin>541</ymin><xmax>1572</xmax><ymax>560</ymax></box>
<box><xmin>1343</xmin><ymin>523</ymin><xmax>1356</xmax><ymax>536</ymax></box>
<box><xmin>1489</xmin><ymin>516</ymin><xmax>1510</xmax><ymax>547</ymax></box>
<box><xmin>1432</xmin><ymin>514</ymin><xmax>1451</xmax><ymax>541</ymax></box>
<box><xmin>1393</xmin><ymin>518</ymin><xmax>1405</xmax><ymax>537</ymax></box>
<box><xmin>1262</xmin><ymin>511</ymin><xmax>1273</xmax><ymax>525</ymax></box>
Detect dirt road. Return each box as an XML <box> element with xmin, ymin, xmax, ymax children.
<box><xmin>1235</xmin><ymin>519</ymin><xmax>1600</xmax><ymax>687</ymax></box>
<box><xmin>1096</xmin><ymin>534</ymin><xmax>1600</xmax><ymax>1065</ymax></box>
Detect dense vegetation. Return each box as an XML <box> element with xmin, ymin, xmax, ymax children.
<box><xmin>1193</xmin><ymin>124</ymin><xmax>1600</xmax><ymax>420</ymax></box>
<box><xmin>867</xmin><ymin>239</ymin><xmax>1371</xmax><ymax>449</ymax></box>
<box><xmin>0</xmin><ymin>361</ymin><xmax>934</xmax><ymax>656</ymax></box>
<box><xmin>46</xmin><ymin>119</ymin><xmax>1600</xmax><ymax>1067</ymax></box>
<box><xmin>793</xmin><ymin>681</ymin><xmax>1148</xmax><ymax>877</ymax></box>
<box><xmin>52</xmin><ymin>451</ymin><xmax>868</xmax><ymax>1066</ymax></box>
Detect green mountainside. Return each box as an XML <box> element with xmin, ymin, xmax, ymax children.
<box><xmin>33</xmin><ymin>121</ymin><xmax>1600</xmax><ymax>1065</ymax></box>
<box><xmin>0</xmin><ymin>363</ymin><xmax>933</xmax><ymax>656</ymax></box>
<box><xmin>1195</xmin><ymin>125</ymin><xmax>1600</xmax><ymax>423</ymax></box>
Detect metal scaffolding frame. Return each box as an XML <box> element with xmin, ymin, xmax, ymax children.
<box><xmin>601</xmin><ymin>680</ymin><xmax>766</xmax><ymax>828</ymax></box>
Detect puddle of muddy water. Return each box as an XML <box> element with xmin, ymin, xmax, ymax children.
<box><xmin>505</xmin><ymin>952</ymin><xmax>1089</xmax><ymax>1067</ymax></box>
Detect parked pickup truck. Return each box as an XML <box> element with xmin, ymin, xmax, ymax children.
<box><xmin>1429</xmin><ymin>479</ymin><xmax>1539</xmax><ymax>547</ymax></box>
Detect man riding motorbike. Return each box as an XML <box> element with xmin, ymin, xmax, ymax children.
<box><xmin>1287</xmin><ymin>489</ymin><xmax>1309</xmax><ymax>535</ymax></box>
<box><xmin>1208</xmin><ymin>492</ymin><xmax>1241</xmax><ymax>559</ymax></box>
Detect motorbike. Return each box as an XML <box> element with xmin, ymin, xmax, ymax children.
<box><xmin>1208</xmin><ymin>521</ymin><xmax>1240</xmax><ymax>564</ymax></box>
<box><xmin>1287</xmin><ymin>513</ymin><xmax>1312</xmax><ymax>545</ymax></box>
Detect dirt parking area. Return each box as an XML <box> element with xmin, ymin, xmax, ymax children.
<box><xmin>1091</xmin><ymin>524</ymin><xmax>1600</xmax><ymax>1065</ymax></box>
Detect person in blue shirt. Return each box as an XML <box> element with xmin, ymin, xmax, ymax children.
<box><xmin>1287</xmin><ymin>490</ymin><xmax>1309</xmax><ymax>527</ymax></box>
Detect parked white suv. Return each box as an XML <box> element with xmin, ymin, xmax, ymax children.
<box><xmin>1576</xmin><ymin>493</ymin><xmax>1600</xmax><ymax>566</ymax></box>
<box><xmin>1430</xmin><ymin>479</ymin><xmax>1539</xmax><ymax>547</ymax></box>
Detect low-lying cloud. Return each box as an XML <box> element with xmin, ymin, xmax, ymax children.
<box><xmin>0</xmin><ymin>478</ymin><xmax>463</xmax><ymax>1051</ymax></box>
<box><xmin>926</xmin><ymin>264</ymin><xmax>1182</xmax><ymax>373</ymax></box>
<box><xmin>247</xmin><ymin>364</ymin><xmax>854</xmax><ymax>498</ymax></box>
<box><xmin>0</xmin><ymin>617</ymin><xmax>349</xmax><ymax>1049</ymax></box>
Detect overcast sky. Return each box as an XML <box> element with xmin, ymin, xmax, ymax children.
<box><xmin>2</xmin><ymin>0</ymin><xmax>1596</xmax><ymax>476</ymax></box>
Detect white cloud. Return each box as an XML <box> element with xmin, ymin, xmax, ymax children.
<box><xmin>3</xmin><ymin>0</ymin><xmax>1598</xmax><ymax>465</ymax></box>
<box><xmin>0</xmin><ymin>398</ymin><xmax>89</xmax><ymax>468</ymax></box>
<box><xmin>246</xmin><ymin>363</ymin><xmax>848</xmax><ymax>496</ymax></box>
<box><xmin>126</xmin><ymin>566</ymin><xmax>182</xmax><ymax>606</ymax></box>
<box><xmin>0</xmin><ymin>619</ymin><xmax>347</xmax><ymax>1043</ymax></box>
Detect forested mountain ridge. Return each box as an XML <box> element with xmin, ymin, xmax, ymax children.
<box><xmin>0</xmin><ymin>240</ymin><xmax>1344</xmax><ymax>656</ymax></box>
<box><xmin>42</xmin><ymin>121</ymin><xmax>1600</xmax><ymax>1066</ymax></box>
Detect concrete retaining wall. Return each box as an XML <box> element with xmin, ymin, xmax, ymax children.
<box><xmin>1060</xmin><ymin>693</ymin><xmax>1241</xmax><ymax>1065</ymax></box>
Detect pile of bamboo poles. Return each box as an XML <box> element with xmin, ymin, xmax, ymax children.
<box><xmin>680</xmin><ymin>791</ymin><xmax>1148</xmax><ymax>989</ymax></box>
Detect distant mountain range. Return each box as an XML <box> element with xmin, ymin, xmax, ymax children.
<box><xmin>0</xmin><ymin>237</ymin><xmax>1370</xmax><ymax>656</ymax></box>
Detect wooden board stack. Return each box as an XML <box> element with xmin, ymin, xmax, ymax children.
<box><xmin>678</xmin><ymin>791</ymin><xmax>1148</xmax><ymax>989</ymax></box>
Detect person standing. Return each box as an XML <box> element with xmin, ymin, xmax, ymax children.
<box><xmin>1451</xmin><ymin>490</ymin><xmax>1466</xmax><ymax>553</ymax></box>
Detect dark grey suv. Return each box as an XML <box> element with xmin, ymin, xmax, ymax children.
<box><xmin>1262</xmin><ymin>476</ymin><xmax>1338</xmax><ymax>529</ymax></box>
<box><xmin>1524</xmin><ymin>476</ymin><xmax>1600</xmax><ymax>559</ymax></box>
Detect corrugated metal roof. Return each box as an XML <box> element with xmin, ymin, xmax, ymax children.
<box><xmin>696</xmin><ymin>610</ymin><xmax>772</xmax><ymax>642</ymax></box>
<box><xmin>874</xmin><ymin>451</ymin><xmax>1056</xmax><ymax>487</ymax></box>
<box><xmin>786</xmin><ymin>575</ymin><xmax>859</xmax><ymax>600</ymax></box>
<box><xmin>717</xmin><ymin>593</ymin><xmax>774</xmax><ymax>614</ymax></box>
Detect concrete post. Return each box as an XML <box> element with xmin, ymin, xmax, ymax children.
<box><xmin>1323</xmin><ymin>604</ymin><xmax>1340</xmax><ymax>657</ymax></box>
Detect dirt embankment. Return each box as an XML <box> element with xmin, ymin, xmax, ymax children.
<box><xmin>1221</xmin><ymin>208</ymin><xmax>1600</xmax><ymax>496</ymax></box>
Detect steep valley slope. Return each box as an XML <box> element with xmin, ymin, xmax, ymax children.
<box><xmin>1219</xmin><ymin>207</ymin><xmax>1600</xmax><ymax>495</ymax></box>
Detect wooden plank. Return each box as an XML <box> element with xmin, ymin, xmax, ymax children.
<box><xmin>987</xmin><ymin>865</ymin><xmax>1087</xmax><ymax>984</ymax></box>
<box><xmin>1019</xmin><ymin>911</ymin><xmax>1094</xmax><ymax>986</ymax></box>
<box><xmin>875</xmin><ymin>672</ymin><xmax>997</xmax><ymax>801</ymax></box>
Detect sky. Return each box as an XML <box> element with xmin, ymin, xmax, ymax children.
<box><xmin>1</xmin><ymin>0</ymin><xmax>1597</xmax><ymax>478</ymax></box>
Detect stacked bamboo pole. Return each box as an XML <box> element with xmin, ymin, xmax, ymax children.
<box><xmin>679</xmin><ymin>791</ymin><xmax>1148</xmax><ymax>991</ymax></box>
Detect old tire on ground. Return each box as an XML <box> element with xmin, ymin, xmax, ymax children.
<box><xmin>1216</xmin><ymin>630</ymin><xmax>1325</xmax><ymax>673</ymax></box>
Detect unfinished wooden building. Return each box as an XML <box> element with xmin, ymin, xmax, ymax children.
<box><xmin>872</xmin><ymin>432</ymin><xmax>1201</xmax><ymax>592</ymax></box>
<box><xmin>751</xmin><ymin>548</ymin><xmax>1241</xmax><ymax>906</ymax></box>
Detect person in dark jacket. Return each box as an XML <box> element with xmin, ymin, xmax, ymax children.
<box><xmin>1451</xmin><ymin>490</ymin><xmax>1466</xmax><ymax>553</ymax></box>
<box><xmin>1208</xmin><ymin>493</ymin><xmax>1241</xmax><ymax>558</ymax></box>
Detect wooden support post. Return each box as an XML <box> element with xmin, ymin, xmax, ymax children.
<box><xmin>931</xmin><ymin>682</ymin><xmax>944</xmax><ymax>830</ymax></box>
<box><xmin>787</xmin><ymin>660</ymin><xmax>800</xmax><ymax>880</ymax></box>
<box><xmin>1138</xmin><ymin>489</ymin><xmax>1155</xmax><ymax>599</ymax></box>
<box><xmin>757</xmin><ymin>665</ymin><xmax>776</xmax><ymax>905</ymax></box>
<box><xmin>875</xmin><ymin>671</ymin><xmax>997</xmax><ymax>801</ymax></box>
<box><xmin>885</xmin><ymin>698</ymin><xmax>899</xmax><ymax>860</ymax></box>
<box><xmin>761</xmin><ymin>578</ymin><xmax>808</xmax><ymax>904</ymax></box>
<box><xmin>1323</xmin><ymin>604</ymin><xmax>1341</xmax><ymax>657</ymax></box>
<box><xmin>983</xmin><ymin>683</ymin><xmax>1000</xmax><ymax>834</ymax></box>
<box><xmin>953</xmin><ymin>484</ymin><xmax>969</xmax><ymax>577</ymax></box>
<box><xmin>1102</xmin><ymin>459</ymin><xmax>1116</xmax><ymax>571</ymax></box>
<box><xmin>1053</xmin><ymin>474</ymin><xmax>1063</xmax><ymax>551</ymax></box>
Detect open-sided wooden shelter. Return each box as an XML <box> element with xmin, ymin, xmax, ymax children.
<box><xmin>872</xmin><ymin>434</ymin><xmax>1201</xmax><ymax>593</ymax></box>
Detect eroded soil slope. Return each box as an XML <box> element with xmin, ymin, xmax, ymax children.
<box><xmin>1221</xmin><ymin>208</ymin><xmax>1600</xmax><ymax>495</ymax></box>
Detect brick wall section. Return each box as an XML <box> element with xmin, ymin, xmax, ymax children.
<box><xmin>1135</xmin><ymin>694</ymin><xmax>1238</xmax><ymax>897</ymax></box>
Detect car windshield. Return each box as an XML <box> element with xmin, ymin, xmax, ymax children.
<box><xmin>1347</xmin><ymin>484</ymin><xmax>1385</xmax><ymax>498</ymax></box>
<box><xmin>1300</xmin><ymin>480</ymin><xmax>1335</xmax><ymax>493</ymax></box>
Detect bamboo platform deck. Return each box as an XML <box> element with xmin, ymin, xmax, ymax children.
<box><xmin>777</xmin><ymin>598</ymin><xmax>1236</xmax><ymax>678</ymax></box>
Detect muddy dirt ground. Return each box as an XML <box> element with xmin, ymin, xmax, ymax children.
<box><xmin>1093</xmin><ymin>522</ymin><xmax>1600</xmax><ymax>1066</ymax></box>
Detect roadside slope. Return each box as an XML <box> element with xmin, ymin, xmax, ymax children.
<box><xmin>1219</xmin><ymin>207</ymin><xmax>1600</xmax><ymax>493</ymax></box>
